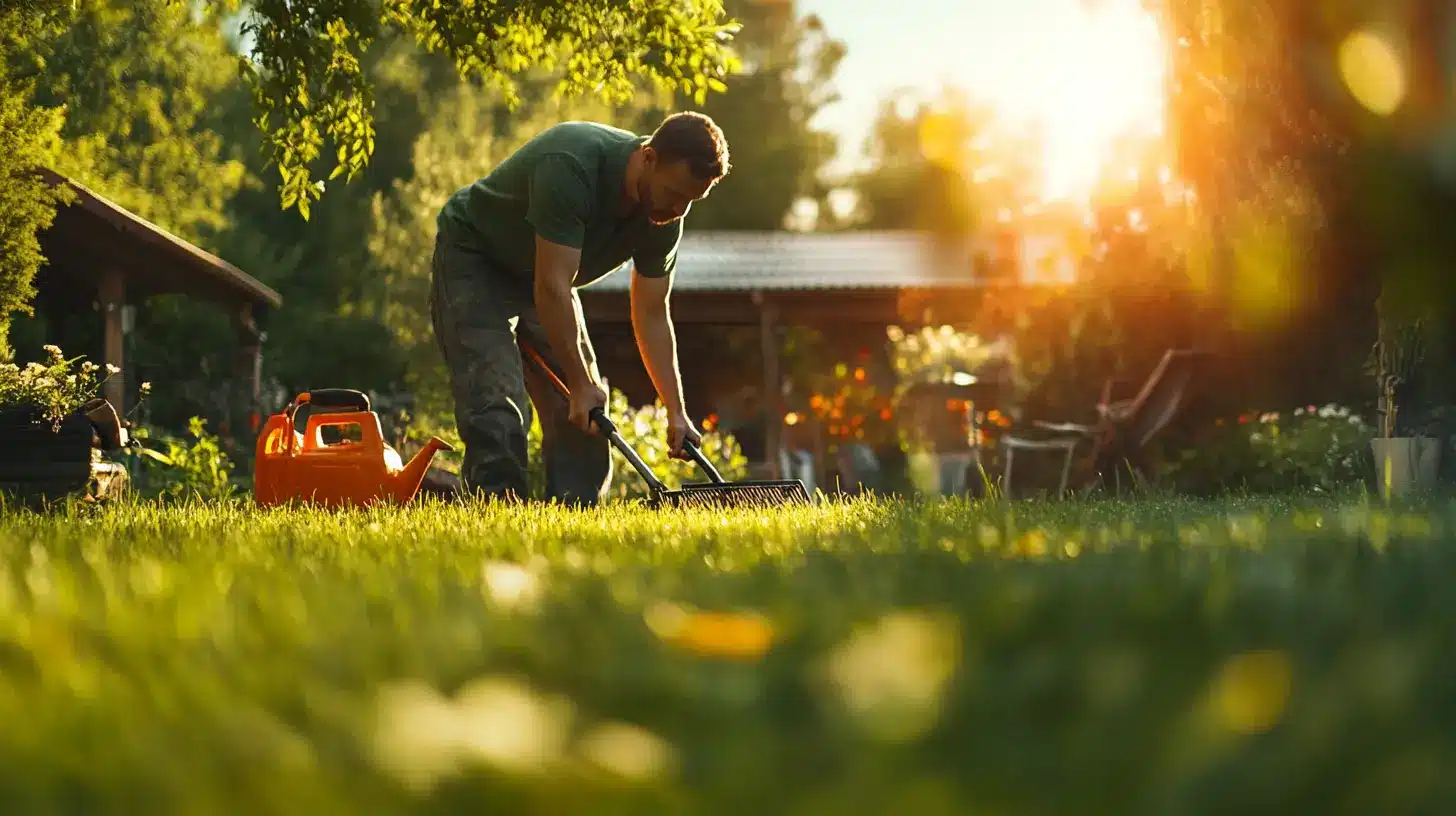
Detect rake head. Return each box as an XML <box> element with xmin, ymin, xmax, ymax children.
<box><xmin>653</xmin><ymin>479</ymin><xmax>812</xmax><ymax>510</ymax></box>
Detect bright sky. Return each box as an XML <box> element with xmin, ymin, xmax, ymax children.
<box><xmin>794</xmin><ymin>0</ymin><xmax>1169</xmax><ymax>202</ymax></box>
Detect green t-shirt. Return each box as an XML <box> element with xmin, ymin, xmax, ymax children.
<box><xmin>437</xmin><ymin>121</ymin><xmax>683</xmax><ymax>288</ymax></box>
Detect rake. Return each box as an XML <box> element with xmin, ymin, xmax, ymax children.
<box><xmin>519</xmin><ymin>339</ymin><xmax>811</xmax><ymax>510</ymax></box>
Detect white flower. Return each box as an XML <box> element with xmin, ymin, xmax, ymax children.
<box><xmin>104</xmin><ymin>363</ymin><xmax>120</xmax><ymax>375</ymax></box>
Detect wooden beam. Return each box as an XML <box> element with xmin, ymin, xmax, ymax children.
<box><xmin>756</xmin><ymin>291</ymin><xmax>782</xmax><ymax>480</ymax></box>
<box><xmin>231</xmin><ymin>303</ymin><xmax>264</xmax><ymax>443</ymax></box>
<box><xmin>99</xmin><ymin>268</ymin><xmax>125</xmax><ymax>414</ymax></box>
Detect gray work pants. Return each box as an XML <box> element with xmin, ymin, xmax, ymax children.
<box><xmin>428</xmin><ymin>229</ymin><xmax>612</xmax><ymax>506</ymax></box>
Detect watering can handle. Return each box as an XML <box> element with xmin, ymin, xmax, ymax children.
<box><xmin>303</xmin><ymin>389</ymin><xmax>371</xmax><ymax>412</ymax></box>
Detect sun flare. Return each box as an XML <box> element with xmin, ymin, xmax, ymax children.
<box><xmin>965</xmin><ymin>0</ymin><xmax>1168</xmax><ymax>203</ymax></box>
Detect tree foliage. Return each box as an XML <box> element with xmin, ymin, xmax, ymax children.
<box><xmin>0</xmin><ymin>0</ymin><xmax>76</xmax><ymax>359</ymax></box>
<box><xmin>29</xmin><ymin>0</ymin><xmax>248</xmax><ymax>245</ymax></box>
<box><xmin>659</xmin><ymin>0</ymin><xmax>844</xmax><ymax>230</ymax></box>
<box><xmin>1144</xmin><ymin>0</ymin><xmax>1456</xmax><ymax>411</ymax></box>
<box><xmin>847</xmin><ymin>86</ymin><xmax>1030</xmax><ymax>237</ymax></box>
<box><xmin>227</xmin><ymin>0</ymin><xmax>742</xmax><ymax>219</ymax></box>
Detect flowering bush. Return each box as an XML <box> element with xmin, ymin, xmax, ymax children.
<box><xmin>594</xmin><ymin>390</ymin><xmax>749</xmax><ymax>502</ymax></box>
<box><xmin>1162</xmin><ymin>403</ymin><xmax>1373</xmax><ymax>494</ymax></box>
<box><xmin>0</xmin><ymin>344</ymin><xmax>132</xmax><ymax>430</ymax></box>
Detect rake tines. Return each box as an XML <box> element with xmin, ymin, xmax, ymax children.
<box><xmin>661</xmin><ymin>481</ymin><xmax>812</xmax><ymax>510</ymax></box>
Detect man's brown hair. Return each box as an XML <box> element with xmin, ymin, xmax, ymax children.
<box><xmin>647</xmin><ymin>112</ymin><xmax>731</xmax><ymax>181</ymax></box>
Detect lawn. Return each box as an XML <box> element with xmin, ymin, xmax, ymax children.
<box><xmin>0</xmin><ymin>491</ymin><xmax>1453</xmax><ymax>814</ymax></box>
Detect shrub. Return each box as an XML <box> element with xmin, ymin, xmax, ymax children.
<box><xmin>126</xmin><ymin>416</ymin><xmax>238</xmax><ymax>501</ymax></box>
<box><xmin>1162</xmin><ymin>404</ymin><xmax>1372</xmax><ymax>494</ymax></box>
<box><xmin>596</xmin><ymin>389</ymin><xmax>749</xmax><ymax>502</ymax></box>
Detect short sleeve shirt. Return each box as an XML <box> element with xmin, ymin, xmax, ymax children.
<box><xmin>437</xmin><ymin>121</ymin><xmax>683</xmax><ymax>287</ymax></box>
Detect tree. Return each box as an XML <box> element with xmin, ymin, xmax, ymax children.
<box><xmin>0</xmin><ymin>0</ymin><xmax>76</xmax><ymax>359</ymax></box>
<box><xmin>847</xmin><ymin>85</ymin><xmax>1032</xmax><ymax>239</ymax></box>
<box><xmin>225</xmin><ymin>0</ymin><xmax>742</xmax><ymax>219</ymax></box>
<box><xmin>1145</xmin><ymin>0</ymin><xmax>1456</xmax><ymax>411</ymax></box>
<box><xmin>27</xmin><ymin>0</ymin><xmax>249</xmax><ymax>246</ymax></box>
<box><xmin>644</xmin><ymin>0</ymin><xmax>845</xmax><ymax>231</ymax></box>
<box><xmin>0</xmin><ymin>0</ymin><xmax>740</xmax><ymax>358</ymax></box>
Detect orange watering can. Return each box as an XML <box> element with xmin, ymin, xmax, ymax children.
<box><xmin>253</xmin><ymin>388</ymin><xmax>453</xmax><ymax>509</ymax></box>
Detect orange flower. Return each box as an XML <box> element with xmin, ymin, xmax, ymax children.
<box><xmin>645</xmin><ymin>603</ymin><xmax>774</xmax><ymax>661</ymax></box>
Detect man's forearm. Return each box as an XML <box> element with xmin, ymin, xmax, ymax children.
<box><xmin>534</xmin><ymin>275</ymin><xmax>594</xmax><ymax>389</ymax></box>
<box><xmin>632</xmin><ymin>303</ymin><xmax>686</xmax><ymax>415</ymax></box>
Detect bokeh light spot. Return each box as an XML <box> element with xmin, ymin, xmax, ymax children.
<box><xmin>1339</xmin><ymin>30</ymin><xmax>1405</xmax><ymax>115</ymax></box>
<box><xmin>1210</xmin><ymin>650</ymin><xmax>1292</xmax><ymax>735</ymax></box>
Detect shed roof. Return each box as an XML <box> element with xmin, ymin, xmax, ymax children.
<box><xmin>583</xmin><ymin>230</ymin><xmax>990</xmax><ymax>293</ymax></box>
<box><xmin>37</xmin><ymin>168</ymin><xmax>282</xmax><ymax>310</ymax></box>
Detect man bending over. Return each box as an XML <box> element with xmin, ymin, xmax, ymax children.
<box><xmin>429</xmin><ymin>112</ymin><xmax>729</xmax><ymax>506</ymax></box>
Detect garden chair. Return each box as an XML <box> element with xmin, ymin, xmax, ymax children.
<box><xmin>1000</xmin><ymin>348</ymin><xmax>1208</xmax><ymax>497</ymax></box>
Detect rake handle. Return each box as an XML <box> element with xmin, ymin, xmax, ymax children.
<box><xmin>682</xmin><ymin>439</ymin><xmax>725</xmax><ymax>483</ymax></box>
<box><xmin>518</xmin><ymin>339</ymin><xmax>672</xmax><ymax>494</ymax></box>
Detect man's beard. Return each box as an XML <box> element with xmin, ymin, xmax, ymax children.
<box><xmin>638</xmin><ymin>177</ymin><xmax>676</xmax><ymax>224</ymax></box>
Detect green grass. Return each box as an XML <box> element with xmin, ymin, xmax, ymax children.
<box><xmin>1</xmin><ymin>491</ymin><xmax>1455</xmax><ymax>814</ymax></box>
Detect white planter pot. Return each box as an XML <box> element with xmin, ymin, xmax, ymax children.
<box><xmin>1370</xmin><ymin>436</ymin><xmax>1442</xmax><ymax>497</ymax></box>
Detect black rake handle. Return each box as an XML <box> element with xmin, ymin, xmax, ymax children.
<box><xmin>519</xmin><ymin>339</ymin><xmax>724</xmax><ymax>490</ymax></box>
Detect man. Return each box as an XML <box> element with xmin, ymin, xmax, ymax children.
<box><xmin>429</xmin><ymin>112</ymin><xmax>730</xmax><ymax>506</ymax></box>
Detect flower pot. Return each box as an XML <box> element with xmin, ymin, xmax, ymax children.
<box><xmin>0</xmin><ymin>405</ymin><xmax>98</xmax><ymax>503</ymax></box>
<box><xmin>1370</xmin><ymin>436</ymin><xmax>1442</xmax><ymax>498</ymax></box>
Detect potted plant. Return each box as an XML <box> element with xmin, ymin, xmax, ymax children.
<box><xmin>0</xmin><ymin>344</ymin><xmax>134</xmax><ymax>504</ymax></box>
<box><xmin>1365</xmin><ymin>301</ymin><xmax>1438</xmax><ymax>497</ymax></box>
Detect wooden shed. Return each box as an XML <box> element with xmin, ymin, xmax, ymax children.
<box><xmin>576</xmin><ymin>230</ymin><xmax>1027</xmax><ymax>478</ymax></box>
<box><xmin>30</xmin><ymin>168</ymin><xmax>282</xmax><ymax>437</ymax></box>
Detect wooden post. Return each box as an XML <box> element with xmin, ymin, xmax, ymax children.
<box><xmin>99</xmin><ymin>269</ymin><xmax>125</xmax><ymax>414</ymax></box>
<box><xmin>754</xmin><ymin>291</ymin><xmax>782</xmax><ymax>480</ymax></box>
<box><xmin>232</xmin><ymin>303</ymin><xmax>263</xmax><ymax>443</ymax></box>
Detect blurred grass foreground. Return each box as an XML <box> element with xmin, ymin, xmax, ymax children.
<box><xmin>1</xmin><ymin>494</ymin><xmax>1455</xmax><ymax>813</ymax></box>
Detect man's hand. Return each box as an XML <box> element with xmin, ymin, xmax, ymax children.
<box><xmin>569</xmin><ymin>377</ymin><xmax>609</xmax><ymax>435</ymax></box>
<box><xmin>667</xmin><ymin>411</ymin><xmax>702</xmax><ymax>460</ymax></box>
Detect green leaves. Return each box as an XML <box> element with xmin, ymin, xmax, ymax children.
<box><xmin>0</xmin><ymin>1</ymin><xmax>79</xmax><ymax>358</ymax></box>
<box><xmin>236</xmin><ymin>0</ymin><xmax>742</xmax><ymax>217</ymax></box>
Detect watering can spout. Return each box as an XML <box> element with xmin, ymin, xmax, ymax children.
<box><xmin>394</xmin><ymin>436</ymin><xmax>454</xmax><ymax>501</ymax></box>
